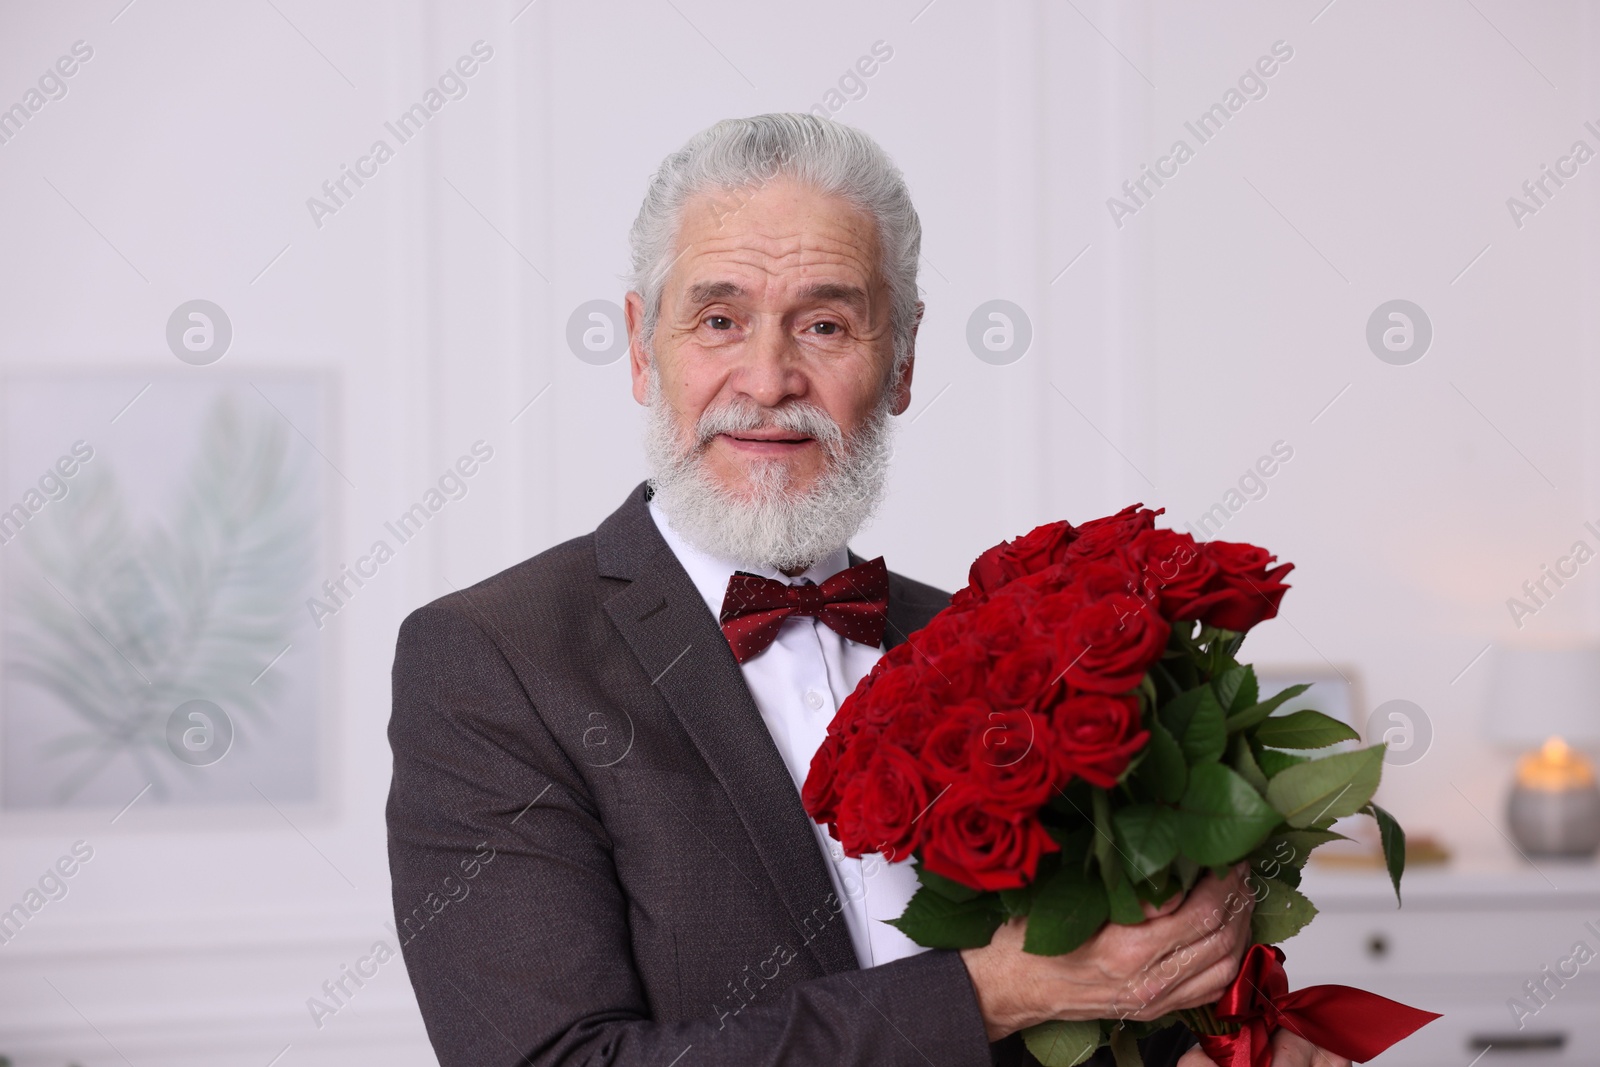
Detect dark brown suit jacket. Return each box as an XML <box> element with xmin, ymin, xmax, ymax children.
<box><xmin>386</xmin><ymin>482</ymin><xmax>1193</xmax><ymax>1066</ymax></box>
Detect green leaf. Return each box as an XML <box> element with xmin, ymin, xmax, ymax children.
<box><xmin>1025</xmin><ymin>869</ymin><xmax>1109</xmax><ymax>955</ymax></box>
<box><xmin>1233</xmin><ymin>666</ymin><xmax>1260</xmax><ymax>713</ymax></box>
<box><xmin>914</xmin><ymin>862</ymin><xmax>980</xmax><ymax>903</ymax></box>
<box><xmin>1112</xmin><ymin>804</ymin><xmax>1179</xmax><ymax>881</ymax></box>
<box><xmin>1266</xmin><ymin>745</ymin><xmax>1386</xmax><ymax>828</ymax></box>
<box><xmin>1177</xmin><ymin>764</ymin><xmax>1283</xmax><ymax>866</ymax></box>
<box><xmin>1255</xmin><ymin>710</ymin><xmax>1360</xmax><ymax>750</ymax></box>
<box><xmin>1134</xmin><ymin>876</ymin><xmax>1180</xmax><ymax>910</ymax></box>
<box><xmin>1255</xmin><ymin>748</ymin><xmax>1309</xmax><ymax>778</ymax></box>
<box><xmin>1209</xmin><ymin>668</ymin><xmax>1248</xmax><ymax>716</ymax></box>
<box><xmin>1226</xmin><ymin>683</ymin><xmax>1311</xmax><ymax>732</ymax></box>
<box><xmin>1108</xmin><ymin>1024</ymin><xmax>1143</xmax><ymax>1067</ymax></box>
<box><xmin>1103</xmin><ymin>861</ymin><xmax>1145</xmax><ymax>925</ymax></box>
<box><xmin>1117</xmin><ymin>1018</ymin><xmax>1176</xmax><ymax>1041</ymax></box>
<box><xmin>1000</xmin><ymin>883</ymin><xmax>1039</xmax><ymax>917</ymax></box>
<box><xmin>1050</xmin><ymin>825</ymin><xmax>1095</xmax><ymax>867</ymax></box>
<box><xmin>1023</xmin><ymin>1020</ymin><xmax>1105</xmax><ymax>1067</ymax></box>
<box><xmin>887</xmin><ymin>885</ymin><xmax>1004</xmax><ymax>949</ymax></box>
<box><xmin>1160</xmin><ymin>685</ymin><xmax>1227</xmax><ymax>765</ymax></box>
<box><xmin>1158</xmin><ymin>647</ymin><xmax>1200</xmax><ymax>694</ymax></box>
<box><xmin>1135</xmin><ymin>719</ymin><xmax>1188</xmax><ymax>803</ymax></box>
<box><xmin>1091</xmin><ymin>788</ymin><xmax>1117</xmax><ymax>873</ymax></box>
<box><xmin>1182</xmin><ymin>696</ymin><xmax>1228</xmax><ymax>765</ymax></box>
<box><xmin>1367</xmin><ymin>802</ymin><xmax>1407</xmax><ymax>905</ymax></box>
<box><xmin>1256</xmin><ymin>828</ymin><xmax>1347</xmax><ymax>870</ymax></box>
<box><xmin>1214</xmin><ymin>665</ymin><xmax>1257</xmax><ymax>714</ymax></box>
<box><xmin>1249</xmin><ymin>875</ymin><xmax>1318</xmax><ymax>944</ymax></box>
<box><xmin>1174</xmin><ymin>855</ymin><xmax>1200</xmax><ymax>893</ymax></box>
<box><xmin>1158</xmin><ymin>685</ymin><xmax>1205</xmax><ymax>735</ymax></box>
<box><xmin>1231</xmin><ymin>734</ymin><xmax>1269</xmax><ymax>794</ymax></box>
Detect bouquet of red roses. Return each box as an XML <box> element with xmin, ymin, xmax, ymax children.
<box><xmin>802</xmin><ymin>507</ymin><xmax>1439</xmax><ymax>1066</ymax></box>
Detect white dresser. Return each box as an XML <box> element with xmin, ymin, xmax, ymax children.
<box><xmin>1289</xmin><ymin>849</ymin><xmax>1600</xmax><ymax>1065</ymax></box>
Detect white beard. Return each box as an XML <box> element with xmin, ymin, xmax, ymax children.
<box><xmin>643</xmin><ymin>367</ymin><xmax>895</xmax><ymax>572</ymax></box>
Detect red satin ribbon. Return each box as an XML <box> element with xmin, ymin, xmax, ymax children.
<box><xmin>1196</xmin><ymin>945</ymin><xmax>1441</xmax><ymax>1067</ymax></box>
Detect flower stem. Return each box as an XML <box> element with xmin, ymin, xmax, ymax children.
<box><xmin>1177</xmin><ymin>1004</ymin><xmax>1237</xmax><ymax>1038</ymax></box>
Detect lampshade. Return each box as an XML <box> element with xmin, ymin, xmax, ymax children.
<box><xmin>1485</xmin><ymin>642</ymin><xmax>1600</xmax><ymax>746</ymax></box>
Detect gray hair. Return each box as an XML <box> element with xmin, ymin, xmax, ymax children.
<box><xmin>627</xmin><ymin>113</ymin><xmax>922</xmax><ymax>383</ymax></box>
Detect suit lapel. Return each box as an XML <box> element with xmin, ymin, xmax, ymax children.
<box><xmin>597</xmin><ymin>484</ymin><xmax>860</xmax><ymax>975</ymax></box>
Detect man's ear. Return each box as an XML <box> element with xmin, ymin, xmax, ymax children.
<box><xmin>626</xmin><ymin>291</ymin><xmax>652</xmax><ymax>405</ymax></box>
<box><xmin>889</xmin><ymin>301</ymin><xmax>923</xmax><ymax>416</ymax></box>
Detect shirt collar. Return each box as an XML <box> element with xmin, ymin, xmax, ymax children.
<box><xmin>648</xmin><ymin>498</ymin><xmax>853</xmax><ymax>621</ymax></box>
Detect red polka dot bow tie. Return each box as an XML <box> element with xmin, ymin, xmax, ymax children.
<box><xmin>718</xmin><ymin>556</ymin><xmax>891</xmax><ymax>664</ymax></box>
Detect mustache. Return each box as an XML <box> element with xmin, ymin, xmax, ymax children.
<box><xmin>687</xmin><ymin>396</ymin><xmax>846</xmax><ymax>458</ymax></box>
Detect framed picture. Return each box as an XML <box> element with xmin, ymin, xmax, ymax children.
<box><xmin>0</xmin><ymin>372</ymin><xmax>330</xmax><ymax>811</ymax></box>
<box><xmin>1253</xmin><ymin>663</ymin><xmax>1364</xmax><ymax>734</ymax></box>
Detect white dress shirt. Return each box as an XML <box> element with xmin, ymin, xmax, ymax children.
<box><xmin>649</xmin><ymin>500</ymin><xmax>927</xmax><ymax>969</ymax></box>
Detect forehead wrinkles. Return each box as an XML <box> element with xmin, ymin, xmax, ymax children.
<box><xmin>670</xmin><ymin>185</ymin><xmax>882</xmax><ymax>290</ymax></box>
<box><xmin>669</xmin><ymin>236</ymin><xmax>883</xmax><ymax>318</ymax></box>
<box><xmin>682</xmin><ymin>228</ymin><xmax>874</xmax><ymax>275</ymax></box>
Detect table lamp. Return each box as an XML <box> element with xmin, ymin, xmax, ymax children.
<box><xmin>1486</xmin><ymin>642</ymin><xmax>1600</xmax><ymax>857</ymax></box>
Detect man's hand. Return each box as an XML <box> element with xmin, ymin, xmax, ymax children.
<box><xmin>1177</xmin><ymin>1029</ymin><xmax>1354</xmax><ymax>1067</ymax></box>
<box><xmin>1266</xmin><ymin>1030</ymin><xmax>1353</xmax><ymax>1067</ymax></box>
<box><xmin>960</xmin><ymin>865</ymin><xmax>1257</xmax><ymax>1042</ymax></box>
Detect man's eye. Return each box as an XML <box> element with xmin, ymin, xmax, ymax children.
<box><xmin>705</xmin><ymin>316</ymin><xmax>734</xmax><ymax>330</ymax></box>
<box><xmin>810</xmin><ymin>322</ymin><xmax>840</xmax><ymax>335</ymax></box>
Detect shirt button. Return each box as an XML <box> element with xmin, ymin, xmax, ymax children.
<box><xmin>804</xmin><ymin>689</ymin><xmax>824</xmax><ymax>711</ymax></box>
<box><xmin>829</xmin><ymin>842</ymin><xmax>845</xmax><ymax>862</ymax></box>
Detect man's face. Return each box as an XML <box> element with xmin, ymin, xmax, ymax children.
<box><xmin>627</xmin><ymin>178</ymin><xmax>915</xmax><ymax>498</ymax></box>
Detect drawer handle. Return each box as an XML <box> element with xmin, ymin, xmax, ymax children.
<box><xmin>1468</xmin><ymin>1034</ymin><xmax>1566</xmax><ymax>1053</ymax></box>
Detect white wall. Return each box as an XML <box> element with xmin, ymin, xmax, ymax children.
<box><xmin>0</xmin><ymin>1</ymin><xmax>1594</xmax><ymax>1063</ymax></box>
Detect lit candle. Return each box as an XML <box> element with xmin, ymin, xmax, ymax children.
<box><xmin>1507</xmin><ymin>736</ymin><xmax>1600</xmax><ymax>858</ymax></box>
<box><xmin>1515</xmin><ymin>737</ymin><xmax>1597</xmax><ymax>791</ymax></box>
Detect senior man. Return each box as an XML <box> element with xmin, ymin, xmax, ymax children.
<box><xmin>387</xmin><ymin>114</ymin><xmax>1347</xmax><ymax>1067</ymax></box>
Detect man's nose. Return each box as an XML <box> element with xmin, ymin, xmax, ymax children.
<box><xmin>733</xmin><ymin>319</ymin><xmax>806</xmax><ymax>408</ymax></box>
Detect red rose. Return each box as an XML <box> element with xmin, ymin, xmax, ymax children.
<box><xmin>971</xmin><ymin>707</ymin><xmax>1057</xmax><ymax>813</ymax></box>
<box><xmin>830</xmin><ymin>726</ymin><xmax>876</xmax><ymax>793</ymax></box>
<box><xmin>920</xmin><ymin>786</ymin><xmax>1061</xmax><ymax>891</ymax></box>
<box><xmin>880</xmin><ymin>694</ymin><xmax>941</xmax><ymax>752</ymax></box>
<box><xmin>909</xmin><ymin>613</ymin><xmax>970</xmax><ymax>664</ymax></box>
<box><xmin>802</xmin><ymin>734</ymin><xmax>844</xmax><ymax>825</ymax></box>
<box><xmin>1055</xmin><ymin>593</ymin><xmax>1170</xmax><ymax>694</ymax></box>
<box><xmin>1014</xmin><ymin>560</ymin><xmax>1128</xmax><ymax>603</ymax></box>
<box><xmin>969</xmin><ymin>593</ymin><xmax>1030</xmax><ymax>657</ymax></box>
<box><xmin>922</xmin><ymin>698</ymin><xmax>989</xmax><ymax>784</ymax></box>
<box><xmin>1005</xmin><ymin>520</ymin><xmax>1078</xmax><ymax>573</ymax></box>
<box><xmin>1127</xmin><ymin>528</ymin><xmax>1217</xmax><ymax>618</ymax></box>
<box><xmin>1067</xmin><ymin>559</ymin><xmax>1143</xmax><ymax>601</ymax></box>
<box><xmin>925</xmin><ymin>639</ymin><xmax>990</xmax><ymax>701</ymax></box>
<box><xmin>1062</xmin><ymin>505</ymin><xmax>1161</xmax><ymax>563</ymax></box>
<box><xmin>827</xmin><ymin>686</ymin><xmax>880</xmax><ymax>742</ymax></box>
<box><xmin>874</xmin><ymin>639</ymin><xmax>921</xmax><ymax>673</ymax></box>
<box><xmin>836</xmin><ymin>743</ymin><xmax>930</xmax><ymax>862</ymax></box>
<box><xmin>1050</xmin><ymin>693</ymin><xmax>1149</xmax><ymax>788</ymax></box>
<box><xmin>987</xmin><ymin>639</ymin><xmax>1062</xmax><ymax>711</ymax></box>
<box><xmin>1192</xmin><ymin>542</ymin><xmax>1295</xmax><ymax>632</ymax></box>
<box><xmin>948</xmin><ymin>583</ymin><xmax>985</xmax><ymax>612</ymax></box>
<box><xmin>1027</xmin><ymin>584</ymin><xmax>1092</xmax><ymax>639</ymax></box>
<box><xmin>1206</xmin><ymin>541</ymin><xmax>1276</xmax><ymax>576</ymax></box>
<box><xmin>858</xmin><ymin>665</ymin><xmax>925</xmax><ymax>723</ymax></box>
<box><xmin>966</xmin><ymin>520</ymin><xmax>1078</xmax><ymax>597</ymax></box>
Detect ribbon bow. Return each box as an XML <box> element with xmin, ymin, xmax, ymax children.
<box><xmin>718</xmin><ymin>556</ymin><xmax>890</xmax><ymax>664</ymax></box>
<box><xmin>1196</xmin><ymin>945</ymin><xmax>1441</xmax><ymax>1067</ymax></box>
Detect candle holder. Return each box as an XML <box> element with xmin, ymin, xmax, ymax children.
<box><xmin>1506</xmin><ymin>737</ymin><xmax>1600</xmax><ymax>858</ymax></box>
<box><xmin>1488</xmin><ymin>643</ymin><xmax>1600</xmax><ymax>860</ymax></box>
